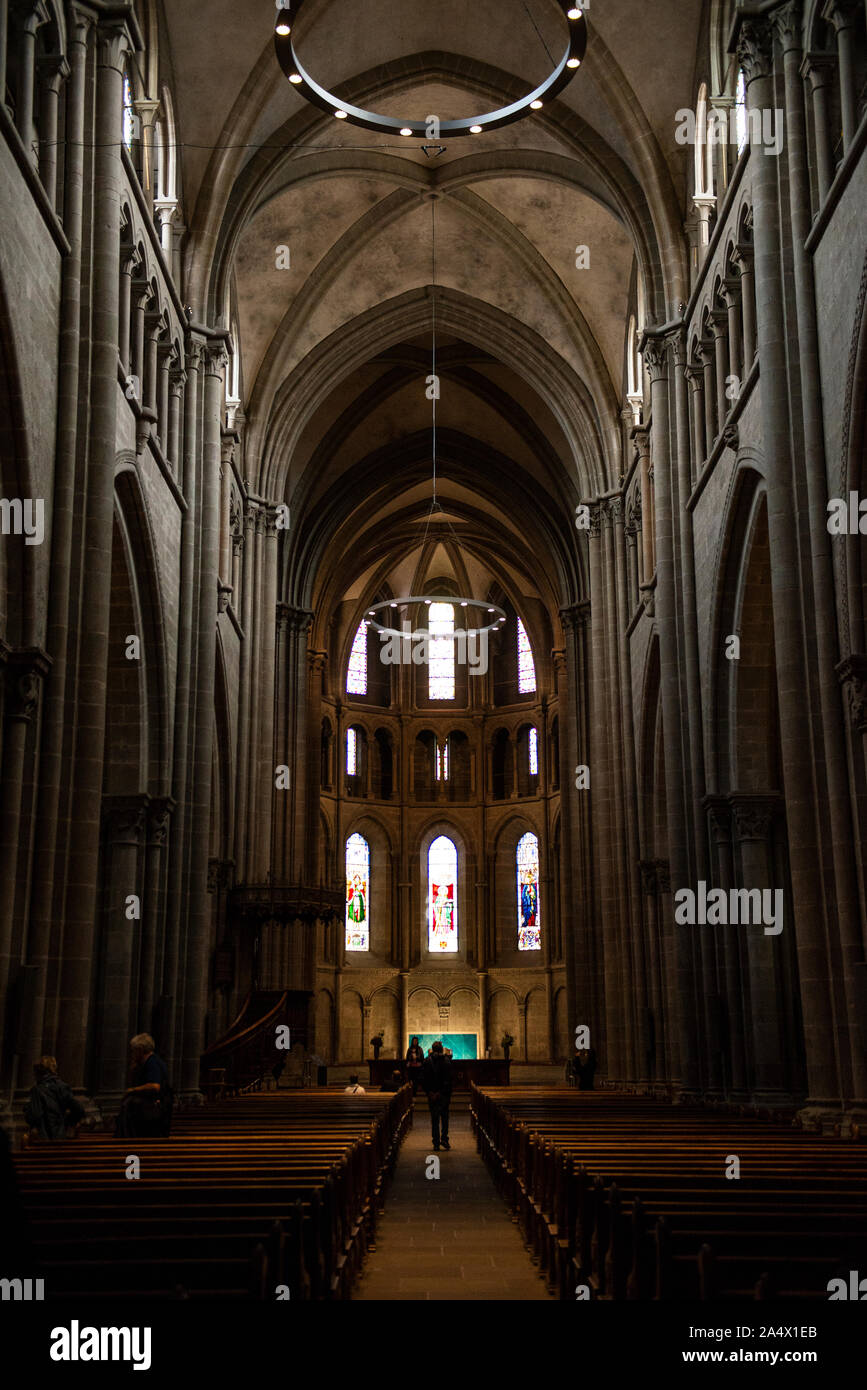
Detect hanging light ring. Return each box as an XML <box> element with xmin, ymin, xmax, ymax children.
<box><xmin>274</xmin><ymin>1</ymin><xmax>587</xmax><ymax>136</ymax></box>
<box><xmin>365</xmin><ymin>596</ymin><xmax>506</xmax><ymax>638</ymax></box>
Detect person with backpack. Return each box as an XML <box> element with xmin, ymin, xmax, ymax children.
<box><xmin>115</xmin><ymin>1033</ymin><xmax>173</xmax><ymax>1137</ymax></box>
<box><xmin>421</xmin><ymin>1040</ymin><xmax>453</xmax><ymax>1152</ymax></box>
<box><xmin>24</xmin><ymin>1057</ymin><xmax>85</xmax><ymax>1140</ymax></box>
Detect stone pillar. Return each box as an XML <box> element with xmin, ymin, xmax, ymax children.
<box><xmin>775</xmin><ymin>0</ymin><xmax>867</xmax><ymax>1113</ymax></box>
<box><xmin>705</xmin><ymin>798</ymin><xmax>748</xmax><ymax>1097</ymax></box>
<box><xmin>685</xmin><ymin>363</ymin><xmax>706</xmax><ymax>475</ymax></box>
<box><xmin>284</xmin><ymin>606</ymin><xmax>315</xmax><ymax>883</ymax></box>
<box><xmin>736</xmin><ymin>13</ymin><xmax>838</xmax><ymax>1111</ymax></box>
<box><xmin>117</xmin><ymin>246</ymin><xmax>139</xmax><ymax>377</ymax></box>
<box><xmin>732</xmin><ymin>241</ymin><xmax>756</xmax><ymax>367</ymax></box>
<box><xmin>699</xmin><ymin>338</ymin><xmax>717</xmax><ymax>450</ymax></box>
<box><xmin>12</xmin><ymin>0</ymin><xmax>48</xmax><ymax>164</ymax></box>
<box><xmin>160</xmin><ymin>338</ymin><xmax>202</xmax><ymax>1075</ymax></box>
<box><xmin>732</xmin><ymin>798</ymin><xmax>790</xmax><ymax>1103</ymax></box>
<box><xmin>823</xmin><ymin>0</ymin><xmax>860</xmax><ymax>152</ymax></box>
<box><xmin>36</xmin><ymin>52</ymin><xmax>68</xmax><ymax>209</ymax></box>
<box><xmin>168</xmin><ymin>361</ymin><xmax>185</xmax><ymax>472</ymax></box>
<box><xmin>722</xmin><ymin>278</ymin><xmax>743</xmax><ymax>387</ymax></box>
<box><xmin>0</xmin><ymin>651</ymin><xmax>48</xmax><ymax>1071</ymax></box>
<box><xmin>57</xmin><ymin>18</ymin><xmax>132</xmax><ymax>1086</ymax></box>
<box><xmin>801</xmin><ymin>54</ymin><xmax>835</xmax><ymax>205</ymax></box>
<box><xmin>139</xmin><ymin>796</ymin><xmax>173</xmax><ymax>1035</ymax></box>
<box><xmin>639</xmin><ymin>861</ymin><xmax>664</xmax><ymax>1084</ymax></box>
<box><xmin>180</xmin><ymin>341</ymin><xmax>226</xmax><ymax>1092</ymax></box>
<box><xmin>97</xmin><ymin>796</ymin><xmax>148</xmax><ymax>1096</ymax></box>
<box><xmin>477</xmin><ymin>969</ymin><xmax>488</xmax><ymax>1056</ymax></box>
<box><xmin>21</xmin><ymin>4</ymin><xmax>90</xmax><ymax>1076</ymax></box>
<box><xmin>710</xmin><ymin>309</ymin><xmax>729</xmax><ymax>428</ymax></box>
<box><xmin>643</xmin><ymin>333</ymin><xmax>699</xmax><ymax>1093</ymax></box>
<box><xmin>634</xmin><ymin>427</ymin><xmax>653</xmax><ymax>583</ymax></box>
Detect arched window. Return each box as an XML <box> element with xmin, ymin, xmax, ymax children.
<box><xmin>345</xmin><ymin>833</ymin><xmax>370</xmax><ymax>952</ymax></box>
<box><xmin>347</xmin><ymin>620</ymin><xmax>367</xmax><ymax>695</ymax></box>
<box><xmin>517</xmin><ymin>832</ymin><xmax>541</xmax><ymax>951</ymax></box>
<box><xmin>428</xmin><ymin>835</ymin><xmax>457</xmax><ymax>952</ymax></box>
<box><xmin>517</xmin><ymin>617</ymin><xmax>536</xmax><ymax>693</ymax></box>
<box><xmin>346</xmin><ymin>726</ymin><xmax>357</xmax><ymax>775</ymax></box>
<box><xmin>428</xmin><ymin>602</ymin><xmax>454</xmax><ymax>699</ymax></box>
<box><xmin>435</xmin><ymin>740</ymin><xmax>449</xmax><ymax>781</ymax></box>
<box><xmin>122</xmin><ymin>71</ymin><xmax>136</xmax><ymax>150</ymax></box>
<box><xmin>735</xmin><ymin>69</ymin><xmax>747</xmax><ymax>155</ymax></box>
<box><xmin>528</xmin><ymin>727</ymin><xmax>538</xmax><ymax>776</ymax></box>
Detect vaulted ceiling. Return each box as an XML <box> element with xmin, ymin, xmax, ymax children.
<box><xmin>160</xmin><ymin>0</ymin><xmax>706</xmax><ymax>640</ymax></box>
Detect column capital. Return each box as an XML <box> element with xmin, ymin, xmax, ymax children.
<box><xmin>307</xmin><ymin>649</ymin><xmax>328</xmax><ymax>676</ymax></box>
<box><xmin>11</xmin><ymin>0</ymin><xmax>49</xmax><ymax>35</ymax></box>
<box><xmin>631</xmin><ymin>424</ymin><xmax>651</xmax><ymax>461</ymax></box>
<box><xmin>559</xmin><ymin>601</ymin><xmax>589</xmax><ymax>633</ymax></box>
<box><xmin>587</xmin><ymin>500</ymin><xmax>603</xmax><ymax>538</ymax></box>
<box><xmin>642</xmin><ymin>336</ymin><xmax>669</xmax><ymax>384</ymax></box>
<box><xmin>102</xmin><ymin>793</ymin><xmax>149</xmax><ymax>844</ymax></box>
<box><xmin>731</xmin><ymin>794</ymin><xmax>780</xmax><ymax>842</ymax></box>
<box><xmin>278</xmin><ymin>603</ymin><xmax>315</xmax><ymax>637</ymax></box>
<box><xmin>95</xmin><ymin>19</ymin><xmax>134</xmax><ymax>72</ymax></box>
<box><xmin>772</xmin><ymin>1</ymin><xmax>804</xmax><ymax>53</ymax></box>
<box><xmin>735</xmin><ymin>16</ymin><xmax>776</xmax><ymax>85</ymax></box>
<box><xmin>800</xmin><ymin>50</ymin><xmax>836</xmax><ymax>87</ymax></box>
<box><xmin>4</xmin><ymin>647</ymin><xmax>51</xmax><ymax>722</ymax></box>
<box><xmin>703</xmin><ymin>794</ymin><xmax>732</xmax><ymax>843</ymax></box>
<box><xmin>37</xmin><ymin>52</ymin><xmax>70</xmax><ymax>88</ymax></box>
<box><xmin>639</xmin><ymin>859</ymin><xmax>658</xmax><ymax>895</ymax></box>
<box><xmin>822</xmin><ymin>0</ymin><xmax>861</xmax><ymax>32</ymax></box>
<box><xmin>664</xmin><ymin>325</ymin><xmax>688</xmax><ymax>368</ymax></box>
<box><xmin>147</xmin><ymin>796</ymin><xmax>175</xmax><ymax>845</ymax></box>
<box><xmin>203</xmin><ymin>341</ymin><xmax>228</xmax><ymax>377</ymax></box>
<box><xmin>836</xmin><ymin>654</ymin><xmax>867</xmax><ymax>733</ymax></box>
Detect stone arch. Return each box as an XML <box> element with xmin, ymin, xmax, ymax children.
<box><xmin>368</xmin><ymin>986</ymin><xmax>400</xmax><ymax>1060</ymax></box>
<box><xmin>314</xmin><ymin>986</ymin><xmax>334</xmax><ymax>1063</ymax></box>
<box><xmin>487</xmin><ymin>986</ymin><xmax>521</xmax><ymax>1059</ymax></box>
<box><xmin>339</xmin><ymin>986</ymin><xmax>364</xmax><ymax>1063</ymax></box>
<box><xmin>342</xmin><ymin>813</ymin><xmax>392</xmax><ymax>960</ymax></box>
<box><xmin>418</xmin><ymin>821</ymin><xmax>472</xmax><ymax>965</ymax></box>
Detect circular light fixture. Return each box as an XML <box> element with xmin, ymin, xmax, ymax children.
<box><xmin>275</xmin><ymin>0</ymin><xmax>588</xmax><ymax>137</ymax></box>
<box><xmin>364</xmin><ymin>595</ymin><xmax>507</xmax><ymax>640</ymax></box>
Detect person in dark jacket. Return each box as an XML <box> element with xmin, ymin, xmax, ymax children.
<box><xmin>379</xmin><ymin>1069</ymin><xmax>403</xmax><ymax>1092</ymax></box>
<box><xmin>421</xmin><ymin>1041</ymin><xmax>452</xmax><ymax>1151</ymax></box>
<box><xmin>405</xmin><ymin>1036</ymin><xmax>424</xmax><ymax>1095</ymax></box>
<box><xmin>574</xmin><ymin>1047</ymin><xmax>597</xmax><ymax>1091</ymax></box>
<box><xmin>115</xmin><ymin>1033</ymin><xmax>173</xmax><ymax>1138</ymax></box>
<box><xmin>24</xmin><ymin>1057</ymin><xmax>85</xmax><ymax>1140</ymax></box>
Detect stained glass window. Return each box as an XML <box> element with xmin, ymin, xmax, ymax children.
<box><xmin>517</xmin><ymin>618</ymin><xmax>536</xmax><ymax>693</ymax></box>
<box><xmin>529</xmin><ymin>727</ymin><xmax>538</xmax><ymax>776</ymax></box>
<box><xmin>517</xmin><ymin>832</ymin><xmax>541</xmax><ymax>951</ymax></box>
<box><xmin>346</xmin><ymin>727</ymin><xmax>357</xmax><ymax>775</ymax></box>
<box><xmin>442</xmin><ymin>739</ymin><xmax>449</xmax><ymax>781</ymax></box>
<box><xmin>347</xmin><ymin>621</ymin><xmax>367</xmax><ymax>695</ymax></box>
<box><xmin>428</xmin><ymin>602</ymin><xmax>455</xmax><ymax>700</ymax></box>
<box><xmin>345</xmin><ymin>833</ymin><xmax>369</xmax><ymax>951</ymax></box>
<box><xmin>436</xmin><ymin>744</ymin><xmax>442</xmax><ymax>781</ymax></box>
<box><xmin>428</xmin><ymin>835</ymin><xmax>457</xmax><ymax>952</ymax></box>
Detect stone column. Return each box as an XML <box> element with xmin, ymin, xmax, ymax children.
<box><xmin>160</xmin><ymin>338</ymin><xmax>202</xmax><ymax>1075</ymax></box>
<box><xmin>21</xmin><ymin>4</ymin><xmax>90</xmax><ymax>1076</ymax></box>
<box><xmin>284</xmin><ymin>606</ymin><xmax>314</xmax><ymax>883</ymax></box>
<box><xmin>639</xmin><ymin>861</ymin><xmax>663</xmax><ymax>1084</ymax></box>
<box><xmin>36</xmin><ymin>52</ymin><xmax>68</xmax><ymax>209</ymax></box>
<box><xmin>685</xmin><ymin>363</ymin><xmax>706</xmax><ymax>475</ymax></box>
<box><xmin>180</xmin><ymin>341</ymin><xmax>226</xmax><ymax>1092</ymax></box>
<box><xmin>732</xmin><ymin>241</ymin><xmax>757</xmax><ymax>367</ymax></box>
<box><xmin>234</xmin><ymin>500</ymin><xmax>257</xmax><ymax>878</ymax></box>
<box><xmin>139</xmin><ymin>796</ymin><xmax>173</xmax><ymax>1035</ymax></box>
<box><xmin>775</xmin><ymin>0</ymin><xmax>867</xmax><ymax>1112</ymax></box>
<box><xmin>699</xmin><ymin>338</ymin><xmax>717</xmax><ymax>450</ymax></box>
<box><xmin>643</xmin><ymin>333</ymin><xmax>699</xmax><ymax>1093</ymax></box>
<box><xmin>823</xmin><ymin>0</ymin><xmax>860</xmax><ymax>152</ymax></box>
<box><xmin>0</xmin><ymin>0</ymin><xmax>8</xmax><ymax>107</ymax></box>
<box><xmin>722</xmin><ymin>278</ymin><xmax>743</xmax><ymax>387</ymax></box>
<box><xmin>801</xmin><ymin>54</ymin><xmax>835</xmax><ymax>205</ymax></box>
<box><xmin>97</xmin><ymin>796</ymin><xmax>148</xmax><ymax>1096</ymax></box>
<box><xmin>705</xmin><ymin>798</ymin><xmax>748</xmax><ymax>1097</ymax></box>
<box><xmin>477</xmin><ymin>969</ymin><xmax>488</xmax><ymax>1056</ymax></box>
<box><xmin>168</xmin><ymin>361</ymin><xmax>185</xmax><ymax>472</ymax></box>
<box><xmin>634</xmin><ymin>427</ymin><xmax>653</xmax><ymax>583</ymax></box>
<box><xmin>57</xmin><ymin>18</ymin><xmax>132</xmax><ymax>1086</ymax></box>
<box><xmin>736</xmin><ymin>13</ymin><xmax>838</xmax><ymax>1111</ymax></box>
<box><xmin>0</xmin><ymin>651</ymin><xmax>48</xmax><ymax>1070</ymax></box>
<box><xmin>710</xmin><ymin>309</ymin><xmax>730</xmax><ymax>428</ymax></box>
<box><xmin>12</xmin><ymin>0</ymin><xmax>48</xmax><ymax>164</ymax></box>
<box><xmin>732</xmin><ymin>797</ymin><xmax>790</xmax><ymax>1103</ymax></box>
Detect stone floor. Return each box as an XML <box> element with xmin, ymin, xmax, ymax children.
<box><xmin>352</xmin><ymin>1103</ymin><xmax>555</xmax><ymax>1301</ymax></box>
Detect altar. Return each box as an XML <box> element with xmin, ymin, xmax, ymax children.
<box><xmin>367</xmin><ymin>1057</ymin><xmax>510</xmax><ymax>1089</ymax></box>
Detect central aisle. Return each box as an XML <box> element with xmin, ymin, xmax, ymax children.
<box><xmin>353</xmin><ymin>1104</ymin><xmax>555</xmax><ymax>1300</ymax></box>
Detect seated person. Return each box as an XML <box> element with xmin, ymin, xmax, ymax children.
<box><xmin>379</xmin><ymin>1069</ymin><xmax>403</xmax><ymax>1092</ymax></box>
<box><xmin>344</xmin><ymin>1074</ymin><xmax>365</xmax><ymax>1094</ymax></box>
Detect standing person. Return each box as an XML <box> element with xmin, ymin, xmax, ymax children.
<box><xmin>421</xmin><ymin>1041</ymin><xmax>452</xmax><ymax>1152</ymax></box>
<box><xmin>115</xmin><ymin>1034</ymin><xmax>173</xmax><ymax>1138</ymax></box>
<box><xmin>24</xmin><ymin>1057</ymin><xmax>85</xmax><ymax>1140</ymax></box>
<box><xmin>575</xmin><ymin>1047</ymin><xmax>597</xmax><ymax>1091</ymax></box>
<box><xmin>405</xmin><ymin>1035</ymin><xmax>424</xmax><ymax>1095</ymax></box>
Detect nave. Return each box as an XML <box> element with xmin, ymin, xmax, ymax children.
<box><xmin>7</xmin><ymin>1083</ymin><xmax>867</xmax><ymax>1303</ymax></box>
